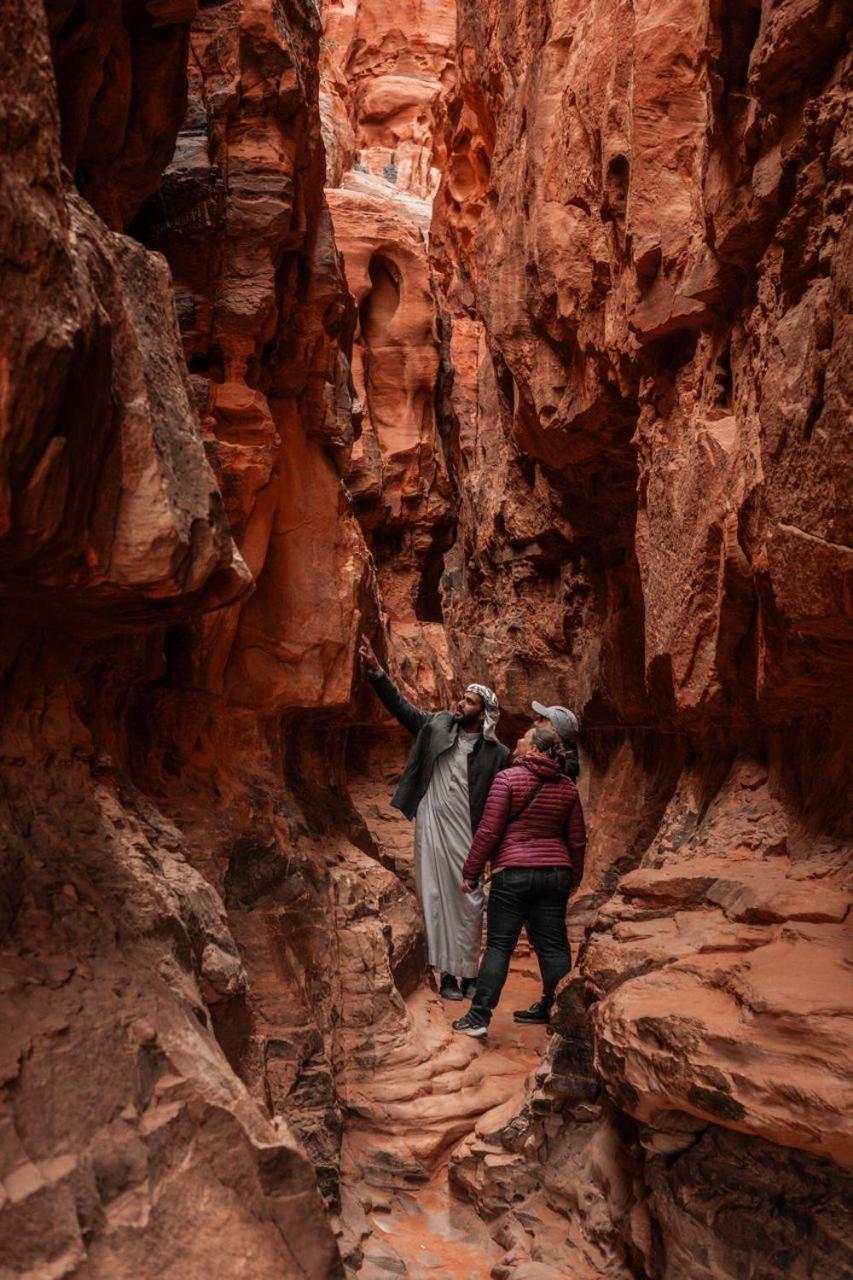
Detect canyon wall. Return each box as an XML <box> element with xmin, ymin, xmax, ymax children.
<box><xmin>320</xmin><ymin>0</ymin><xmax>458</xmax><ymax>696</ymax></box>
<box><xmin>0</xmin><ymin>3</ymin><xmax>536</xmax><ymax>1277</ymax></box>
<box><xmin>0</xmin><ymin>1</ymin><xmax>381</xmax><ymax>1274</ymax></box>
<box><xmin>1</xmin><ymin>0</ymin><xmax>851</xmax><ymax>1278</ymax></box>
<box><xmin>432</xmin><ymin>0</ymin><xmax>853</xmax><ymax>1275</ymax></box>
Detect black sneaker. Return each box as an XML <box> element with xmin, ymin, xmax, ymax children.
<box><xmin>452</xmin><ymin>1011</ymin><xmax>488</xmax><ymax>1038</ymax></box>
<box><xmin>439</xmin><ymin>973</ymin><xmax>464</xmax><ymax>1001</ymax></box>
<box><xmin>461</xmin><ymin>978</ymin><xmax>478</xmax><ymax>999</ymax></box>
<box><xmin>513</xmin><ymin>998</ymin><xmax>551</xmax><ymax>1024</ymax></box>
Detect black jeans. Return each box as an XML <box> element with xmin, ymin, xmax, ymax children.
<box><xmin>470</xmin><ymin>866</ymin><xmax>573</xmax><ymax>1026</ymax></box>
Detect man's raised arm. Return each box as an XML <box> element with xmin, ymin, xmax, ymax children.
<box><xmin>359</xmin><ymin>637</ymin><xmax>430</xmax><ymax>736</ymax></box>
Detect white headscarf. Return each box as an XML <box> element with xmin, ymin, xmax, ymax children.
<box><xmin>467</xmin><ymin>683</ymin><xmax>500</xmax><ymax>742</ymax></box>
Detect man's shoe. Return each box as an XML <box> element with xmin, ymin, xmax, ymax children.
<box><xmin>439</xmin><ymin>973</ymin><xmax>464</xmax><ymax>1001</ymax></box>
<box><xmin>452</xmin><ymin>1011</ymin><xmax>488</xmax><ymax>1038</ymax></box>
<box><xmin>461</xmin><ymin>978</ymin><xmax>478</xmax><ymax>999</ymax></box>
<box><xmin>513</xmin><ymin>998</ymin><xmax>551</xmax><ymax>1024</ymax></box>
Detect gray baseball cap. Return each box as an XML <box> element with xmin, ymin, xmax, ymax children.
<box><xmin>531</xmin><ymin>701</ymin><xmax>579</xmax><ymax>740</ymax></box>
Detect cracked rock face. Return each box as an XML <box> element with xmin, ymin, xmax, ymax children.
<box><xmin>429</xmin><ymin>0</ymin><xmax>852</xmax><ymax>1274</ymax></box>
<box><xmin>1</xmin><ymin>0</ymin><xmax>851</xmax><ymax>1276</ymax></box>
<box><xmin>0</xmin><ymin>1</ymin><xmax>352</xmax><ymax>1274</ymax></box>
<box><xmin>321</xmin><ymin>0</ymin><xmax>458</xmax><ymax>700</ymax></box>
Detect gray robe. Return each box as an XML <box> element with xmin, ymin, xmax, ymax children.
<box><xmin>414</xmin><ymin>731</ymin><xmax>484</xmax><ymax>978</ymax></box>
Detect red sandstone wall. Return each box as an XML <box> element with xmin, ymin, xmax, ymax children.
<box><xmin>433</xmin><ymin>1</ymin><xmax>852</xmax><ymax>1274</ymax></box>
<box><xmin>321</xmin><ymin>0</ymin><xmax>459</xmax><ymax>700</ymax></box>
<box><xmin>0</xmin><ymin>4</ymin><xmax>508</xmax><ymax>1275</ymax></box>
<box><xmin>0</xmin><ymin>1</ymin><xmax>371</xmax><ymax>1273</ymax></box>
<box><xmin>1</xmin><ymin>0</ymin><xmax>850</xmax><ymax>1276</ymax></box>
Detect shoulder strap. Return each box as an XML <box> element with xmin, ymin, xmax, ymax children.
<box><xmin>507</xmin><ymin>777</ymin><xmax>557</xmax><ymax>826</ymax></box>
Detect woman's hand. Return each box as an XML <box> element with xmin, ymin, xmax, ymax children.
<box><xmin>461</xmin><ymin>879</ymin><xmax>476</xmax><ymax>894</ymax></box>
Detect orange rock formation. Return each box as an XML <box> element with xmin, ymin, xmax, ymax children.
<box><xmin>429</xmin><ymin>0</ymin><xmax>853</xmax><ymax>1273</ymax></box>
<box><xmin>0</xmin><ymin>0</ymin><xmax>850</xmax><ymax>1277</ymax></box>
<box><xmin>321</xmin><ymin>0</ymin><xmax>457</xmax><ymax>696</ymax></box>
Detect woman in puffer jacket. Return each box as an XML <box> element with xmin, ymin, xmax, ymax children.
<box><xmin>452</xmin><ymin>723</ymin><xmax>586</xmax><ymax>1038</ymax></box>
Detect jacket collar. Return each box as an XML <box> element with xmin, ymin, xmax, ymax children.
<box><xmin>520</xmin><ymin>752</ymin><xmax>563</xmax><ymax>779</ymax></box>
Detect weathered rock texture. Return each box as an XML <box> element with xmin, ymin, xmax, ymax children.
<box><xmin>429</xmin><ymin>0</ymin><xmax>853</xmax><ymax>1275</ymax></box>
<box><xmin>1</xmin><ymin>0</ymin><xmax>368</xmax><ymax>1274</ymax></box>
<box><xmin>45</xmin><ymin>0</ymin><xmax>199</xmax><ymax>231</ymax></box>
<box><xmin>320</xmin><ymin>0</ymin><xmax>458</xmax><ymax>700</ymax></box>
<box><xmin>2</xmin><ymin>0</ymin><xmax>851</xmax><ymax>1277</ymax></box>
<box><xmin>0</xmin><ymin>3</ymin><xmax>528</xmax><ymax>1276</ymax></box>
<box><xmin>1</xmin><ymin>0</ymin><xmax>248</xmax><ymax>620</ymax></box>
<box><xmin>321</xmin><ymin>0</ymin><xmax>455</xmax><ymax>197</ymax></box>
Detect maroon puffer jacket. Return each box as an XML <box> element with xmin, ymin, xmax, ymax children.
<box><xmin>462</xmin><ymin>752</ymin><xmax>586</xmax><ymax>884</ymax></box>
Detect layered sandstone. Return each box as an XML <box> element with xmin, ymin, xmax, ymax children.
<box><xmin>1</xmin><ymin>0</ymin><xmax>851</xmax><ymax>1277</ymax></box>
<box><xmin>0</xmin><ymin>0</ymin><xmax>358</xmax><ymax>1273</ymax></box>
<box><xmin>0</xmin><ymin>3</ymin><xmax>523</xmax><ymax>1277</ymax></box>
<box><xmin>321</xmin><ymin>0</ymin><xmax>454</xmax><ymax>197</ymax></box>
<box><xmin>430</xmin><ymin>0</ymin><xmax>852</xmax><ymax>1274</ymax></box>
<box><xmin>320</xmin><ymin>0</ymin><xmax>458</xmax><ymax>700</ymax></box>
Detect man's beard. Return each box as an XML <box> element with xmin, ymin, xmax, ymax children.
<box><xmin>454</xmin><ymin>711</ymin><xmax>482</xmax><ymax>730</ymax></box>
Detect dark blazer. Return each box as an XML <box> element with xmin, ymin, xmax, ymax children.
<box><xmin>368</xmin><ymin>670</ymin><xmax>510</xmax><ymax>831</ymax></box>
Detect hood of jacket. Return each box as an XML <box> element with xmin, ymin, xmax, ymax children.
<box><xmin>518</xmin><ymin>752</ymin><xmax>564</xmax><ymax>780</ymax></box>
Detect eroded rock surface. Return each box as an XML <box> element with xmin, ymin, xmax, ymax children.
<box><xmin>1</xmin><ymin>0</ymin><xmax>247</xmax><ymax>621</ymax></box>
<box><xmin>0</xmin><ymin>0</ymin><xmax>354</xmax><ymax>1274</ymax></box>
<box><xmin>0</xmin><ymin>2</ymin><xmax>517</xmax><ymax>1276</ymax></box>
<box><xmin>428</xmin><ymin>0</ymin><xmax>853</xmax><ymax>1274</ymax></box>
<box><xmin>46</xmin><ymin>0</ymin><xmax>199</xmax><ymax>230</ymax></box>
<box><xmin>1</xmin><ymin>0</ymin><xmax>851</xmax><ymax>1276</ymax></box>
<box><xmin>320</xmin><ymin>0</ymin><xmax>459</xmax><ymax>703</ymax></box>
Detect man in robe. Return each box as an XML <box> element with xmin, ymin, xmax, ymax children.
<box><xmin>360</xmin><ymin>636</ymin><xmax>509</xmax><ymax>1000</ymax></box>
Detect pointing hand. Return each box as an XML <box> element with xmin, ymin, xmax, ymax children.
<box><xmin>359</xmin><ymin>636</ymin><xmax>381</xmax><ymax>674</ymax></box>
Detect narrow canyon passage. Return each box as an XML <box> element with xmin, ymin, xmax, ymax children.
<box><xmin>1</xmin><ymin>1</ymin><xmax>851</xmax><ymax>1279</ymax></box>
<box><xmin>340</xmin><ymin>958</ymin><xmax>548</xmax><ymax>1279</ymax></box>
